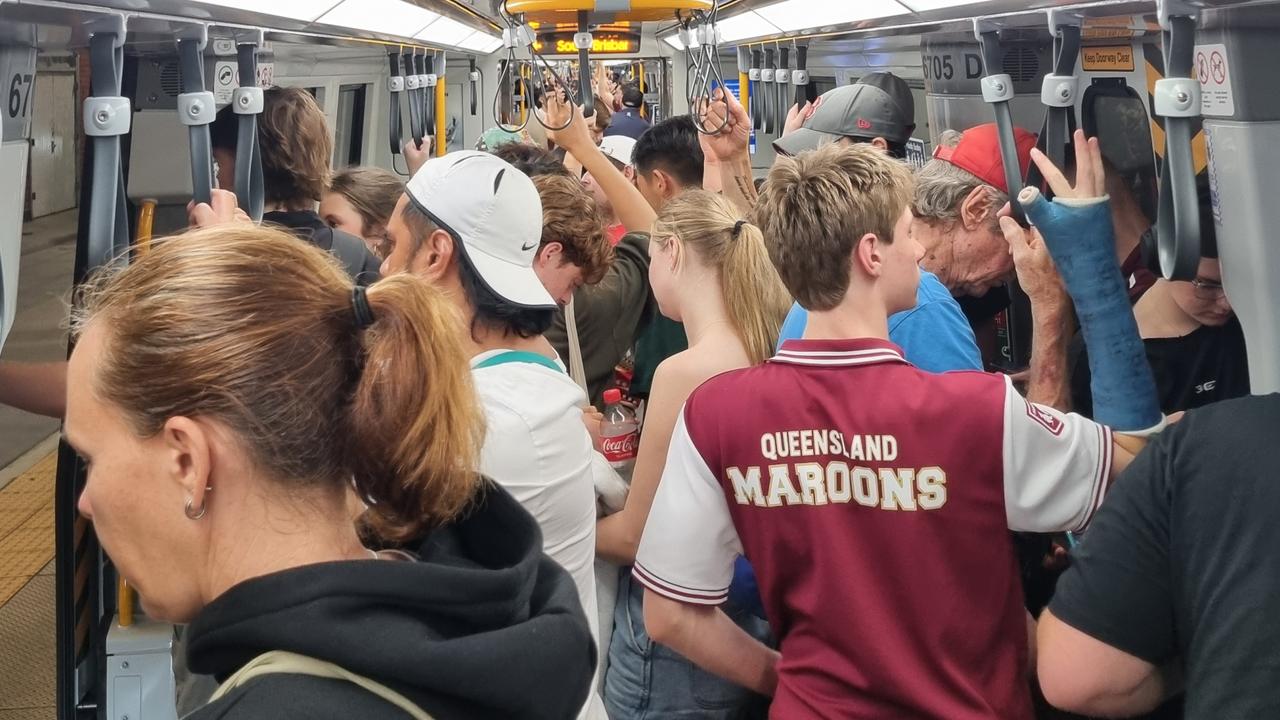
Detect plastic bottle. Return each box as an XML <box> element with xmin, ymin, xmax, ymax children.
<box><xmin>600</xmin><ymin>388</ymin><xmax>639</xmax><ymax>483</ymax></box>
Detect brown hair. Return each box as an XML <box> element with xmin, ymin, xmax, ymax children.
<box><xmin>72</xmin><ymin>225</ymin><xmax>484</xmax><ymax>542</ymax></box>
<box><xmin>328</xmin><ymin>167</ymin><xmax>404</xmax><ymax>237</ymax></box>
<box><xmin>593</xmin><ymin>97</ymin><xmax>613</xmax><ymax>130</ymax></box>
<box><xmin>754</xmin><ymin>143</ymin><xmax>913</xmax><ymax>312</ymax></box>
<box><xmin>260</xmin><ymin>87</ymin><xmax>334</xmax><ymax>207</ymax></box>
<box><xmin>533</xmin><ymin>174</ymin><xmax>613</xmax><ymax>285</ymax></box>
<box><xmin>653</xmin><ymin>190</ymin><xmax>790</xmax><ymax>365</ymax></box>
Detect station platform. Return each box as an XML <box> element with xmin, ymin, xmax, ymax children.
<box><xmin>0</xmin><ymin>208</ymin><xmax>78</xmax><ymax>720</ymax></box>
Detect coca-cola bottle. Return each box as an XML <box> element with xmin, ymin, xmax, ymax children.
<box><xmin>600</xmin><ymin>388</ymin><xmax>639</xmax><ymax>483</ymax></box>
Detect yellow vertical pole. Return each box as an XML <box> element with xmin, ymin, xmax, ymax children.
<box><xmin>738</xmin><ymin>70</ymin><xmax>749</xmax><ymax>112</ymax></box>
<box><xmin>435</xmin><ymin>75</ymin><xmax>447</xmax><ymax>157</ymax></box>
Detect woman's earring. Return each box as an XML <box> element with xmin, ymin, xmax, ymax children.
<box><xmin>184</xmin><ymin>486</ymin><xmax>213</xmax><ymax>520</ymax></box>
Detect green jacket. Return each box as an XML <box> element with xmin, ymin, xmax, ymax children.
<box><xmin>547</xmin><ymin>232</ymin><xmax>656</xmax><ymax>407</ymax></box>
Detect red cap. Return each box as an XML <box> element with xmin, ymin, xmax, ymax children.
<box><xmin>603</xmin><ymin>388</ymin><xmax>622</xmax><ymax>405</ymax></box>
<box><xmin>932</xmin><ymin>123</ymin><xmax>1038</xmax><ymax>194</ymax></box>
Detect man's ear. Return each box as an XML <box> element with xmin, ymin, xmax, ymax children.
<box><xmin>852</xmin><ymin>233</ymin><xmax>884</xmax><ymax>278</ymax></box>
<box><xmin>959</xmin><ymin>186</ymin><xmax>995</xmax><ymax>230</ymax></box>
<box><xmin>870</xmin><ymin>137</ymin><xmax>890</xmax><ymax>152</ymax></box>
<box><xmin>537</xmin><ymin>242</ymin><xmax>563</xmax><ymax>267</ymax></box>
<box><xmin>415</xmin><ymin>228</ymin><xmax>456</xmax><ymax>279</ymax></box>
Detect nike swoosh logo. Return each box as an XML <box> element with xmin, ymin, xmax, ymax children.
<box><xmin>521</xmin><ymin>242</ymin><xmax>536</xmax><ymax>251</ymax></box>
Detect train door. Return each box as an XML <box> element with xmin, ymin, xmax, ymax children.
<box><xmin>1</xmin><ymin>43</ymin><xmax>36</xmax><ymax>353</ymax></box>
<box><xmin>29</xmin><ymin>71</ymin><xmax>78</xmax><ymax>219</ymax></box>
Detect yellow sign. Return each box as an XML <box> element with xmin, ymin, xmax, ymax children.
<box><xmin>1082</xmin><ymin>45</ymin><xmax>1135</xmax><ymax>72</ymax></box>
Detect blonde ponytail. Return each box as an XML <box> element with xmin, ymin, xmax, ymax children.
<box><xmin>653</xmin><ymin>191</ymin><xmax>791</xmax><ymax>364</ymax></box>
<box><xmin>347</xmin><ymin>275</ymin><xmax>486</xmax><ymax>542</ymax></box>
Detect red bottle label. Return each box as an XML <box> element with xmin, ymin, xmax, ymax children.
<box><xmin>602</xmin><ymin>431</ymin><xmax>639</xmax><ymax>463</ymax></box>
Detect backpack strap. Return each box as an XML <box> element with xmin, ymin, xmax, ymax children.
<box><xmin>473</xmin><ymin>350</ymin><xmax>563</xmax><ymax>373</ymax></box>
<box><xmin>564</xmin><ymin>297</ymin><xmax>588</xmax><ymax>393</ymax></box>
<box><xmin>206</xmin><ymin>650</ymin><xmax>433</xmax><ymax>719</ymax></box>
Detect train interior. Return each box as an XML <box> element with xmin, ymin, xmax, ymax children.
<box><xmin>0</xmin><ymin>0</ymin><xmax>1276</xmax><ymax>717</ymax></box>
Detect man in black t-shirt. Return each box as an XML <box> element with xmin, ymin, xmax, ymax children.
<box><xmin>1037</xmin><ymin>394</ymin><xmax>1280</xmax><ymax>719</ymax></box>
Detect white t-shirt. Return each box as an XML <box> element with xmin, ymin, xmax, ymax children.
<box><xmin>471</xmin><ymin>350</ymin><xmax>607</xmax><ymax>720</ymax></box>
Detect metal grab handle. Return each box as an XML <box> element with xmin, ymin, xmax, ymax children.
<box><xmin>388</xmin><ymin>51</ymin><xmax>405</xmax><ymax>157</ymax></box>
<box><xmin>234</xmin><ymin>41</ymin><xmax>264</xmax><ymax>221</ymax></box>
<box><xmin>408</xmin><ymin>52</ymin><xmax>425</xmax><ymax>146</ymax></box>
<box><xmin>87</xmin><ymin>28</ymin><xmax>130</xmax><ymax>270</ymax></box>
<box><xmin>423</xmin><ymin>54</ymin><xmax>436</xmax><ymax>144</ymax></box>
<box><xmin>469</xmin><ymin>57</ymin><xmax>479</xmax><ymax>116</ymax></box>
<box><xmin>1155</xmin><ymin>8</ymin><xmax>1202</xmax><ymax>280</ymax></box>
<box><xmin>177</xmin><ymin>35</ymin><xmax>214</xmax><ymax>206</ymax></box>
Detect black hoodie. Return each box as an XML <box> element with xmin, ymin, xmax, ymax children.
<box><xmin>184</xmin><ymin>481</ymin><xmax>596</xmax><ymax>719</ymax></box>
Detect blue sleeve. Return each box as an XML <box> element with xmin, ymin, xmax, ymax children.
<box><xmin>727</xmin><ymin>556</ymin><xmax>768</xmax><ymax>620</ymax></box>
<box><xmin>889</xmin><ymin>298</ymin><xmax>983</xmax><ymax>373</ymax></box>
<box><xmin>776</xmin><ymin>303</ymin><xmax>808</xmax><ymax>351</ymax></box>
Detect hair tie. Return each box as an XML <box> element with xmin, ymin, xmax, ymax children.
<box><xmin>351</xmin><ymin>286</ymin><xmax>376</xmax><ymax>329</ymax></box>
<box><xmin>732</xmin><ymin>219</ymin><xmax>748</xmax><ymax>239</ymax></box>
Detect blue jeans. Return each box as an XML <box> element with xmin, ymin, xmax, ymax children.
<box><xmin>604</xmin><ymin>570</ymin><xmax>772</xmax><ymax>720</ymax></box>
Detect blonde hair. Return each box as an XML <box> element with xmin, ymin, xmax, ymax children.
<box><xmin>754</xmin><ymin>143</ymin><xmax>914</xmax><ymax>311</ymax></box>
<box><xmin>653</xmin><ymin>190</ymin><xmax>790</xmax><ymax>365</ymax></box>
<box><xmin>72</xmin><ymin>225</ymin><xmax>484</xmax><ymax>542</ymax></box>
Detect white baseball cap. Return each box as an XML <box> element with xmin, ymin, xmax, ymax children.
<box><xmin>598</xmin><ymin>135</ymin><xmax>636</xmax><ymax>168</ymax></box>
<box><xmin>405</xmin><ymin>151</ymin><xmax>555</xmax><ymax>309</ymax></box>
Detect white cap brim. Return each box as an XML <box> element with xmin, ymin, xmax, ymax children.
<box><xmin>459</xmin><ymin>242</ymin><xmax>557</xmax><ymax>309</ymax></box>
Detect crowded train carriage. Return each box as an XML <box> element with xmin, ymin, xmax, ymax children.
<box><xmin>0</xmin><ymin>0</ymin><xmax>1275</xmax><ymax>718</ymax></box>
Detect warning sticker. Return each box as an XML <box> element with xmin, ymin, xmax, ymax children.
<box><xmin>1195</xmin><ymin>43</ymin><xmax>1235</xmax><ymax>117</ymax></box>
<box><xmin>212</xmin><ymin>61</ymin><xmax>275</xmax><ymax>105</ymax></box>
<box><xmin>1082</xmin><ymin>46</ymin><xmax>1135</xmax><ymax>72</ymax></box>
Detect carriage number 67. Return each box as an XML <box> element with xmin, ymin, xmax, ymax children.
<box><xmin>8</xmin><ymin>73</ymin><xmax>34</xmax><ymax>119</ymax></box>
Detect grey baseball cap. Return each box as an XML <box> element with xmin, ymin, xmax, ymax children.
<box><xmin>773</xmin><ymin>83</ymin><xmax>915</xmax><ymax>157</ymax></box>
<box><xmin>857</xmin><ymin>71</ymin><xmax>916</xmax><ymax>136</ymax></box>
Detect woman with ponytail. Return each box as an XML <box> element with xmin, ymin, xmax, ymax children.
<box><xmin>65</xmin><ymin>224</ymin><xmax>594</xmax><ymax>719</ymax></box>
<box><xmin>596</xmin><ymin>190</ymin><xmax>791</xmax><ymax>719</ymax></box>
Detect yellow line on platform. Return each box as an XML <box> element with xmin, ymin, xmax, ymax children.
<box><xmin>0</xmin><ymin>452</ymin><xmax>57</xmax><ymax>607</ymax></box>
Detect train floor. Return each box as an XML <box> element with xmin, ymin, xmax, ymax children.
<box><xmin>0</xmin><ymin>207</ymin><xmax>78</xmax><ymax>720</ymax></box>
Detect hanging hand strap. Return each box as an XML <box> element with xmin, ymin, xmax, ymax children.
<box><xmin>1154</xmin><ymin>0</ymin><xmax>1203</xmax><ymax>280</ymax></box>
<box><xmin>85</xmin><ymin>18</ymin><xmax>131</xmax><ymax>269</ymax></box>
<box><xmin>177</xmin><ymin>29</ymin><xmax>215</xmax><ymax>206</ymax></box>
<box><xmin>388</xmin><ymin>50</ymin><xmax>405</xmax><ymax>157</ymax></box>
<box><xmin>233</xmin><ymin>33</ymin><xmax>265</xmax><ymax>220</ymax></box>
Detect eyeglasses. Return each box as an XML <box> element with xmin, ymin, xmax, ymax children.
<box><xmin>1190</xmin><ymin>277</ymin><xmax>1226</xmax><ymax>300</ymax></box>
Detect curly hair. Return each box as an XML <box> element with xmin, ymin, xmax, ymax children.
<box><xmin>533</xmin><ymin>174</ymin><xmax>613</xmax><ymax>285</ymax></box>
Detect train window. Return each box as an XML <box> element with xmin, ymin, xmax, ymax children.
<box><xmin>334</xmin><ymin>83</ymin><xmax>368</xmax><ymax>167</ymax></box>
<box><xmin>1083</xmin><ymin>78</ymin><xmax>1158</xmax><ymax>223</ymax></box>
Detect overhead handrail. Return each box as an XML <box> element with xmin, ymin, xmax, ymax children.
<box><xmin>1153</xmin><ymin>0</ymin><xmax>1203</xmax><ymax>280</ymax></box>
<box><xmin>233</xmin><ymin>29</ymin><xmax>265</xmax><ymax>220</ymax></box>
<box><xmin>388</xmin><ymin>49</ymin><xmax>406</xmax><ymax>162</ymax></box>
<box><xmin>1025</xmin><ymin>11</ymin><xmax>1081</xmax><ymax>200</ymax></box>
<box><xmin>792</xmin><ymin>42</ymin><xmax>810</xmax><ymax>109</ymax></box>
<box><xmin>84</xmin><ymin>14</ymin><xmax>131</xmax><ymax>269</ymax></box>
<box><xmin>177</xmin><ymin>26</ymin><xmax>216</xmax><ymax>206</ymax></box>
<box><xmin>975</xmin><ymin>19</ymin><xmax>1027</xmax><ymax>227</ymax></box>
